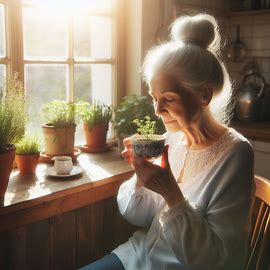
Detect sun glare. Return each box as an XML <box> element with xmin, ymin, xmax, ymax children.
<box><xmin>22</xmin><ymin>0</ymin><xmax>113</xmax><ymax>12</ymax></box>
<box><xmin>22</xmin><ymin>0</ymin><xmax>113</xmax><ymax>18</ymax></box>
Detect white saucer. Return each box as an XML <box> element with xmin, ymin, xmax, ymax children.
<box><xmin>46</xmin><ymin>166</ymin><xmax>83</xmax><ymax>177</ymax></box>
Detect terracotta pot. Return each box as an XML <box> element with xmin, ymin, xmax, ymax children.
<box><xmin>0</xmin><ymin>145</ymin><xmax>16</xmax><ymax>198</ymax></box>
<box><xmin>15</xmin><ymin>153</ymin><xmax>40</xmax><ymax>174</ymax></box>
<box><xmin>83</xmin><ymin>123</ymin><xmax>108</xmax><ymax>148</ymax></box>
<box><xmin>42</xmin><ymin>124</ymin><xmax>76</xmax><ymax>156</ymax></box>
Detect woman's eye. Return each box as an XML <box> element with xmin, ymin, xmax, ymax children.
<box><xmin>164</xmin><ymin>98</ymin><xmax>175</xmax><ymax>102</ymax></box>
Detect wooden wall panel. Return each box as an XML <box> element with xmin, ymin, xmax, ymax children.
<box><xmin>76</xmin><ymin>201</ymin><xmax>104</xmax><ymax>268</ymax></box>
<box><xmin>0</xmin><ymin>219</ymin><xmax>49</xmax><ymax>270</ymax></box>
<box><xmin>102</xmin><ymin>197</ymin><xmax>118</xmax><ymax>254</ymax></box>
<box><xmin>3</xmin><ymin>226</ymin><xmax>27</xmax><ymax>270</ymax></box>
<box><xmin>25</xmin><ymin>220</ymin><xmax>50</xmax><ymax>270</ymax></box>
<box><xmin>0</xmin><ymin>227</ymin><xmax>26</xmax><ymax>270</ymax></box>
<box><xmin>0</xmin><ymin>232</ymin><xmax>9</xmax><ymax>270</ymax></box>
<box><xmin>0</xmin><ymin>196</ymin><xmax>137</xmax><ymax>270</ymax></box>
<box><xmin>50</xmin><ymin>211</ymin><xmax>76</xmax><ymax>270</ymax></box>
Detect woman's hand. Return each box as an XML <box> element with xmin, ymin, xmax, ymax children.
<box><xmin>121</xmin><ymin>137</ymin><xmax>144</xmax><ymax>187</ymax></box>
<box><xmin>133</xmin><ymin>145</ymin><xmax>184</xmax><ymax>208</ymax></box>
<box><xmin>121</xmin><ymin>137</ymin><xmax>133</xmax><ymax>166</ymax></box>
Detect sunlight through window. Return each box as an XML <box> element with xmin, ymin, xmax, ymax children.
<box><xmin>0</xmin><ymin>3</ymin><xmax>6</xmax><ymax>89</ymax></box>
<box><xmin>21</xmin><ymin>0</ymin><xmax>114</xmax><ymax>145</ymax></box>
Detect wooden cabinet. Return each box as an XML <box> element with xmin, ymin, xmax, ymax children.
<box><xmin>250</xmin><ymin>139</ymin><xmax>270</xmax><ymax>179</ymax></box>
<box><xmin>224</xmin><ymin>9</ymin><xmax>270</xmax><ymax>17</ymax></box>
<box><xmin>0</xmin><ymin>149</ymin><xmax>136</xmax><ymax>270</ymax></box>
<box><xmin>0</xmin><ymin>197</ymin><xmax>137</xmax><ymax>270</ymax></box>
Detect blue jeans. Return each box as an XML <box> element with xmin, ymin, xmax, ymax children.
<box><xmin>79</xmin><ymin>253</ymin><xmax>125</xmax><ymax>270</ymax></box>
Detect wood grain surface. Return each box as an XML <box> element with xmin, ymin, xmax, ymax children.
<box><xmin>0</xmin><ymin>148</ymin><xmax>134</xmax><ymax>233</ymax></box>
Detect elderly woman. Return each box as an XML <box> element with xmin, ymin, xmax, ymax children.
<box><xmin>81</xmin><ymin>13</ymin><xmax>255</xmax><ymax>270</ymax></box>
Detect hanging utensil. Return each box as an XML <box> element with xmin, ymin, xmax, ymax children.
<box><xmin>234</xmin><ymin>73</ymin><xmax>266</xmax><ymax>121</ymax></box>
<box><xmin>155</xmin><ymin>0</ymin><xmax>168</xmax><ymax>44</ymax></box>
<box><xmin>227</xmin><ymin>25</ymin><xmax>247</xmax><ymax>62</ymax></box>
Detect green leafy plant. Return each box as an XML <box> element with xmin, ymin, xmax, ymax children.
<box><xmin>16</xmin><ymin>136</ymin><xmax>40</xmax><ymax>155</ymax></box>
<box><xmin>77</xmin><ymin>101</ymin><xmax>112</xmax><ymax>129</ymax></box>
<box><xmin>114</xmin><ymin>95</ymin><xmax>165</xmax><ymax>136</ymax></box>
<box><xmin>43</xmin><ymin>100</ymin><xmax>77</xmax><ymax>128</ymax></box>
<box><xmin>0</xmin><ymin>73</ymin><xmax>27</xmax><ymax>150</ymax></box>
<box><xmin>133</xmin><ymin>115</ymin><xmax>156</xmax><ymax>140</ymax></box>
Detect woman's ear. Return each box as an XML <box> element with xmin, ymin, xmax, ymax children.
<box><xmin>199</xmin><ymin>85</ymin><xmax>213</xmax><ymax>106</ymax></box>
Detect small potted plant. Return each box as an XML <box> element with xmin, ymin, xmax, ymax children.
<box><xmin>77</xmin><ymin>101</ymin><xmax>112</xmax><ymax>152</ymax></box>
<box><xmin>42</xmin><ymin>100</ymin><xmax>77</xmax><ymax>156</ymax></box>
<box><xmin>114</xmin><ymin>95</ymin><xmax>165</xmax><ymax>151</ymax></box>
<box><xmin>15</xmin><ymin>136</ymin><xmax>40</xmax><ymax>174</ymax></box>
<box><xmin>131</xmin><ymin>115</ymin><xmax>166</xmax><ymax>158</ymax></box>
<box><xmin>0</xmin><ymin>73</ymin><xmax>26</xmax><ymax>199</ymax></box>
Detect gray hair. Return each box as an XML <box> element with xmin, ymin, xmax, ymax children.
<box><xmin>142</xmin><ymin>14</ymin><xmax>233</xmax><ymax>125</ymax></box>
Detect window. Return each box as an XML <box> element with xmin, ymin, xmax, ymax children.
<box><xmin>5</xmin><ymin>0</ymin><xmax>117</xmax><ymax>144</ymax></box>
<box><xmin>0</xmin><ymin>2</ymin><xmax>7</xmax><ymax>90</ymax></box>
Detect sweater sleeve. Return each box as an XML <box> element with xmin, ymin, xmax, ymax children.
<box><xmin>159</xmin><ymin>141</ymin><xmax>255</xmax><ymax>270</ymax></box>
<box><xmin>117</xmin><ymin>174</ymin><xmax>165</xmax><ymax>228</ymax></box>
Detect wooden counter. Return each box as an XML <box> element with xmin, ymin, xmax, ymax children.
<box><xmin>0</xmin><ymin>148</ymin><xmax>137</xmax><ymax>269</ymax></box>
<box><xmin>231</xmin><ymin>121</ymin><xmax>270</xmax><ymax>141</ymax></box>
<box><xmin>0</xmin><ymin>148</ymin><xmax>134</xmax><ymax>233</ymax></box>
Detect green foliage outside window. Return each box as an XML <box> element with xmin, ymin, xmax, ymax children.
<box><xmin>114</xmin><ymin>95</ymin><xmax>165</xmax><ymax>136</ymax></box>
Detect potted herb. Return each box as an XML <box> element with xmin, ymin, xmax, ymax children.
<box><xmin>114</xmin><ymin>95</ymin><xmax>165</xmax><ymax>150</ymax></box>
<box><xmin>77</xmin><ymin>101</ymin><xmax>112</xmax><ymax>152</ymax></box>
<box><xmin>42</xmin><ymin>100</ymin><xmax>77</xmax><ymax>156</ymax></box>
<box><xmin>0</xmin><ymin>73</ymin><xmax>26</xmax><ymax>199</ymax></box>
<box><xmin>131</xmin><ymin>115</ymin><xmax>166</xmax><ymax>158</ymax></box>
<box><xmin>15</xmin><ymin>136</ymin><xmax>40</xmax><ymax>174</ymax></box>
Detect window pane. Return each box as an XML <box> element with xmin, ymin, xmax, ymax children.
<box><xmin>0</xmin><ymin>4</ymin><xmax>5</xmax><ymax>57</ymax></box>
<box><xmin>0</xmin><ymin>64</ymin><xmax>6</xmax><ymax>91</ymax></box>
<box><xmin>23</xmin><ymin>8</ymin><xmax>68</xmax><ymax>60</ymax></box>
<box><xmin>74</xmin><ymin>64</ymin><xmax>112</xmax><ymax>105</ymax></box>
<box><xmin>22</xmin><ymin>0</ymin><xmax>112</xmax><ymax>12</ymax></box>
<box><xmin>25</xmin><ymin>64</ymin><xmax>68</xmax><ymax>133</ymax></box>
<box><xmin>74</xmin><ymin>16</ymin><xmax>112</xmax><ymax>59</ymax></box>
<box><xmin>75</xmin><ymin>64</ymin><xmax>112</xmax><ymax>143</ymax></box>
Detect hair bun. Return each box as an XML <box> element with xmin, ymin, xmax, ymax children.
<box><xmin>171</xmin><ymin>14</ymin><xmax>219</xmax><ymax>50</ymax></box>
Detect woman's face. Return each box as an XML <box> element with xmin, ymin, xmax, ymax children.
<box><xmin>149</xmin><ymin>74</ymin><xmax>202</xmax><ymax>132</ymax></box>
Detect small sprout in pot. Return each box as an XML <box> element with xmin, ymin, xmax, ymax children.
<box><xmin>132</xmin><ymin>115</ymin><xmax>166</xmax><ymax>158</ymax></box>
<box><xmin>133</xmin><ymin>115</ymin><xmax>156</xmax><ymax>141</ymax></box>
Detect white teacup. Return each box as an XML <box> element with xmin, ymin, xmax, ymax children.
<box><xmin>51</xmin><ymin>156</ymin><xmax>73</xmax><ymax>175</ymax></box>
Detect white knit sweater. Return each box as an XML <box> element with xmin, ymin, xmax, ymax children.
<box><xmin>113</xmin><ymin>128</ymin><xmax>255</xmax><ymax>270</ymax></box>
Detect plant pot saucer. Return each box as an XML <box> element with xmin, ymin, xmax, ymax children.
<box><xmin>39</xmin><ymin>148</ymin><xmax>81</xmax><ymax>163</ymax></box>
<box><xmin>80</xmin><ymin>144</ymin><xmax>111</xmax><ymax>153</ymax></box>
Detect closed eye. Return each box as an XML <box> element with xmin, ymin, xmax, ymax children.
<box><xmin>164</xmin><ymin>98</ymin><xmax>176</xmax><ymax>102</ymax></box>
<box><xmin>152</xmin><ymin>97</ymin><xmax>176</xmax><ymax>104</ymax></box>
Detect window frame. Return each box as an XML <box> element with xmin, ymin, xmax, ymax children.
<box><xmin>0</xmin><ymin>0</ymin><xmax>10</xmax><ymax>83</ymax></box>
<box><xmin>4</xmin><ymin>0</ymin><xmax>125</xmax><ymax>106</ymax></box>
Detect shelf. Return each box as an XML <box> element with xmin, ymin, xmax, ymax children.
<box><xmin>245</xmin><ymin>56</ymin><xmax>270</xmax><ymax>60</ymax></box>
<box><xmin>231</xmin><ymin>121</ymin><xmax>270</xmax><ymax>141</ymax></box>
<box><xmin>224</xmin><ymin>9</ymin><xmax>270</xmax><ymax>17</ymax></box>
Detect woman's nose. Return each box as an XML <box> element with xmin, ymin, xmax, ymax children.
<box><xmin>154</xmin><ymin>100</ymin><xmax>166</xmax><ymax>116</ymax></box>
